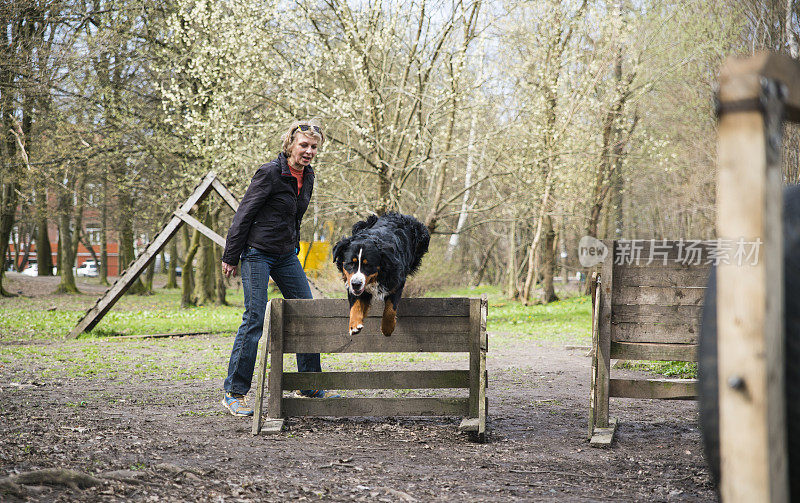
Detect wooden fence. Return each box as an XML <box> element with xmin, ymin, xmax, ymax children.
<box><xmin>588</xmin><ymin>239</ymin><xmax>713</xmax><ymax>445</ymax></box>
<box><xmin>251</xmin><ymin>296</ymin><xmax>488</xmax><ymax>442</ymax></box>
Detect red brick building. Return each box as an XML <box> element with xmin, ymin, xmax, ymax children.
<box><xmin>5</xmin><ymin>197</ymin><xmax>122</xmax><ymax>276</ymax></box>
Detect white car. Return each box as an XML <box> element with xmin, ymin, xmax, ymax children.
<box><xmin>76</xmin><ymin>262</ymin><xmax>99</xmax><ymax>277</ymax></box>
<box><xmin>21</xmin><ymin>264</ymin><xmax>38</xmax><ymax>276</ymax></box>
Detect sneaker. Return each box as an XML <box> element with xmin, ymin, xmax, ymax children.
<box><xmin>293</xmin><ymin>389</ymin><xmax>341</xmax><ymax>398</ymax></box>
<box><xmin>222</xmin><ymin>392</ymin><xmax>254</xmax><ymax>416</ymax></box>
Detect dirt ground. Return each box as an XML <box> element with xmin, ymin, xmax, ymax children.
<box><xmin>0</xmin><ymin>276</ymin><xmax>715</xmax><ymax>502</ymax></box>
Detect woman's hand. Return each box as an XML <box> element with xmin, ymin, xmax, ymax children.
<box><xmin>222</xmin><ymin>261</ymin><xmax>238</xmax><ymax>278</ymax></box>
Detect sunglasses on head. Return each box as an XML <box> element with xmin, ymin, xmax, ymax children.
<box><xmin>292</xmin><ymin>124</ymin><xmax>322</xmax><ymax>136</ymax></box>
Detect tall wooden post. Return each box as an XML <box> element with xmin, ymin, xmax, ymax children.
<box><xmin>715</xmin><ymin>52</ymin><xmax>800</xmax><ymax>503</ymax></box>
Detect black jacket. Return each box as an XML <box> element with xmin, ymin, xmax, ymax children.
<box><xmin>222</xmin><ymin>153</ymin><xmax>314</xmax><ymax>265</ymax></box>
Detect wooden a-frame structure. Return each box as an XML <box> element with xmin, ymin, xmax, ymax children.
<box><xmin>69</xmin><ymin>171</ymin><xmax>322</xmax><ymax>339</ymax></box>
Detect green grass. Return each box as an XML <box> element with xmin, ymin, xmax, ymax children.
<box><xmin>426</xmin><ymin>284</ymin><xmax>592</xmax><ymax>344</ymax></box>
<box><xmin>0</xmin><ymin>281</ymin><xmax>609</xmax><ymax>384</ymax></box>
<box><xmin>1</xmin><ymin>283</ymin><xmax>592</xmax><ymax>343</ymax></box>
<box><xmin>0</xmin><ymin>287</ymin><xmax>255</xmax><ymax>340</ymax></box>
<box><xmin>615</xmin><ymin>360</ymin><xmax>698</xmax><ymax>379</ymax></box>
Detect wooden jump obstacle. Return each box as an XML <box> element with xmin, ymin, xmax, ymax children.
<box><xmin>714</xmin><ymin>52</ymin><xmax>798</xmax><ymax>502</ymax></box>
<box><xmin>588</xmin><ymin>239</ymin><xmax>712</xmax><ymax>446</ymax></box>
<box><xmin>68</xmin><ymin>171</ymin><xmax>322</xmax><ymax>339</ymax></box>
<box><xmin>251</xmin><ymin>296</ymin><xmax>488</xmax><ymax>441</ymax></box>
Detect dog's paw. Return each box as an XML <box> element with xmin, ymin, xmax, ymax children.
<box><xmin>380</xmin><ymin>319</ymin><xmax>396</xmax><ymax>337</ymax></box>
<box><xmin>349</xmin><ymin>323</ymin><xmax>363</xmax><ymax>336</ymax></box>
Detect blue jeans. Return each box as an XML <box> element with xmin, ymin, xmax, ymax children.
<box><xmin>224</xmin><ymin>247</ymin><xmax>321</xmax><ymax>395</ymax></box>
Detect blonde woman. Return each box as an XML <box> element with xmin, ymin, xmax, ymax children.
<box><xmin>220</xmin><ymin>121</ymin><xmax>334</xmax><ymax>416</ymax></box>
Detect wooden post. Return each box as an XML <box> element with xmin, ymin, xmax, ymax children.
<box><xmin>715</xmin><ymin>52</ymin><xmax>798</xmax><ymax>503</ymax></box>
<box><xmin>588</xmin><ymin>272</ymin><xmax>600</xmax><ymax>439</ymax></box>
<box><xmin>468</xmin><ymin>297</ymin><xmax>481</xmax><ymax>418</ymax></box>
<box><xmin>251</xmin><ymin>300</ymin><xmax>273</xmax><ymax>435</ymax></box>
<box><xmin>478</xmin><ymin>294</ymin><xmax>488</xmax><ymax>441</ymax></box>
<box><xmin>595</xmin><ymin>241</ymin><xmax>614</xmax><ymax>429</ymax></box>
<box><xmin>267</xmin><ymin>298</ymin><xmax>285</xmax><ymax>424</ymax></box>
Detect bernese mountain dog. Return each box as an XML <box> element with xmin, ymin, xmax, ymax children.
<box><xmin>332</xmin><ymin>212</ymin><xmax>430</xmax><ymax>336</ymax></box>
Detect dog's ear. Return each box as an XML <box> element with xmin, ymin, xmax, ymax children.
<box><xmin>332</xmin><ymin>236</ymin><xmax>351</xmax><ymax>271</ymax></box>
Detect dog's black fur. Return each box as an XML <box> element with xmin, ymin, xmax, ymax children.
<box><xmin>332</xmin><ymin>212</ymin><xmax>430</xmax><ymax>336</ymax></box>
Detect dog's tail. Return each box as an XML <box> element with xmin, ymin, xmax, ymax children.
<box><xmin>351</xmin><ymin>215</ymin><xmax>379</xmax><ymax>235</ymax></box>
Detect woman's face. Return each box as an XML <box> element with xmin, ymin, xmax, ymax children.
<box><xmin>288</xmin><ymin>133</ymin><xmax>319</xmax><ymax>168</ymax></box>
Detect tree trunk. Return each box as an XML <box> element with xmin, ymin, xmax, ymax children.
<box><xmin>17</xmin><ymin>229</ymin><xmax>31</xmax><ymax>271</ymax></box>
<box><xmin>788</xmin><ymin>0</ymin><xmax>799</xmax><ymax>58</ymax></box>
<box><xmin>54</xmin><ymin>190</ymin><xmax>79</xmax><ymax>294</ymax></box>
<box><xmin>181</xmin><ymin>226</ymin><xmax>200</xmax><ymax>308</ymax></box>
<box><xmin>79</xmin><ymin>233</ymin><xmax>101</xmax><ymax>266</ymax></box>
<box><xmin>521</xmin><ymin>170</ymin><xmax>553</xmax><ymax>303</ymax></box>
<box><xmin>0</xmin><ymin>183</ymin><xmax>17</xmax><ymax>297</ymax></box>
<box><xmin>193</xmin><ymin>204</ymin><xmax>215</xmax><ymax>305</ymax></box>
<box><xmin>0</xmin><ymin>24</ymin><xmax>17</xmax><ymax>296</ymax></box>
<box><xmin>539</xmin><ymin>215</ymin><xmax>559</xmax><ymax>304</ymax></box>
<box><xmin>164</xmin><ymin>236</ymin><xmax>178</xmax><ymax>289</ymax></box>
<box><xmin>212</xmin><ymin>209</ymin><xmax>226</xmax><ymax>305</ymax></box>
<box><xmin>506</xmin><ymin>218</ymin><xmax>518</xmax><ymax>299</ymax></box>
<box><xmin>143</xmin><ymin>259</ymin><xmax>155</xmax><ymax>293</ymax></box>
<box><xmin>99</xmin><ymin>174</ymin><xmax>109</xmax><ymax>285</ymax></box>
<box><xmin>118</xmin><ymin>191</ymin><xmax>146</xmax><ymax>294</ymax></box>
<box><xmin>33</xmin><ymin>183</ymin><xmax>53</xmax><ymax>276</ymax></box>
<box><xmin>71</xmin><ymin>172</ymin><xmax>87</xmax><ymax>267</ymax></box>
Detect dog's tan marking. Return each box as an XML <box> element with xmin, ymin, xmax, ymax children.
<box><xmin>349</xmin><ymin>298</ymin><xmax>370</xmax><ymax>335</ymax></box>
<box><xmin>381</xmin><ymin>298</ymin><xmax>397</xmax><ymax>337</ymax></box>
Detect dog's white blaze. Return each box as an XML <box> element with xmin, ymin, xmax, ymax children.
<box><xmin>350</xmin><ymin>248</ymin><xmax>366</xmax><ymax>293</ymax></box>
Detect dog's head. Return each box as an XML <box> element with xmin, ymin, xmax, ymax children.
<box><xmin>332</xmin><ymin>236</ymin><xmax>382</xmax><ymax>296</ymax></box>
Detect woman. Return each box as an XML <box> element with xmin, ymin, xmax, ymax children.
<box><xmin>220</xmin><ymin>120</ymin><xmax>333</xmax><ymax>417</ymax></box>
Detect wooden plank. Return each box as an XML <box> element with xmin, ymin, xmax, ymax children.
<box><xmin>717</xmin><ymin>59</ymin><xmax>789</xmax><ymax>502</ymax></box>
<box><xmin>267</xmin><ymin>299</ymin><xmax>285</xmax><ymax>419</ymax></box>
<box><xmin>69</xmin><ymin>172</ymin><xmax>218</xmax><ymax>338</ymax></box>
<box><xmin>211</xmin><ymin>177</ymin><xmax>240</xmax><ymax>212</ymax></box>
<box><xmin>614</xmin><ymin>265</ymin><xmax>711</xmax><ymax>288</ymax></box>
<box><xmin>609</xmin><ymin>378</ymin><xmax>696</xmax><ymax>399</ymax></box>
<box><xmin>478</xmin><ymin>344</ymin><xmax>487</xmax><ymax>437</ymax></box>
<box><xmin>110</xmin><ymin>331</ymin><xmax>211</xmax><ymax>340</ymax></box>
<box><xmin>469</xmin><ymin>298</ymin><xmax>480</xmax><ymax>418</ymax></box>
<box><xmin>459</xmin><ymin>417</ymin><xmax>479</xmax><ymax>432</ymax></box>
<box><xmin>611</xmin><ymin>304</ymin><xmax>702</xmax><ymax>324</ymax></box>
<box><xmin>282</xmin><ymin>297</ymin><xmax>471</xmax><ymax>318</ymax></box>
<box><xmin>719</xmin><ymin>51</ymin><xmax>800</xmax><ymax>123</ymax></box>
<box><xmin>478</xmin><ymin>294</ymin><xmax>488</xmax><ymax>440</ymax></box>
<box><xmin>611</xmin><ymin>342</ymin><xmax>697</xmax><ymax>362</ymax></box>
<box><xmin>284</xmin><ymin>315</ymin><xmax>472</xmax><ymax>339</ymax></box>
<box><xmin>282</xmin><ymin>370</ymin><xmax>470</xmax><ymax>390</ymax></box>
<box><xmin>596</xmin><ymin>242</ymin><xmax>614</xmax><ymax>428</ymax></box>
<box><xmin>283</xmin><ymin>330</ymin><xmax>470</xmax><ymax>354</ymax></box>
<box><xmin>588</xmin><ymin>273</ymin><xmax>600</xmax><ymax>439</ymax></box>
<box><xmin>612</xmin><ymin>321</ymin><xmax>699</xmax><ymax>345</ymax></box>
<box><xmin>174</xmin><ymin>208</ymin><xmax>227</xmax><ymax>248</ymax></box>
<box><xmin>251</xmin><ymin>301</ymin><xmax>273</xmax><ymax>435</ymax></box>
<box><xmin>283</xmin><ymin>397</ymin><xmax>469</xmax><ymax>417</ymax></box>
<box><xmin>610</xmin><ymin>240</ymin><xmax>717</xmax><ymax>266</ymax></box>
<box><xmin>589</xmin><ymin>418</ymin><xmax>617</xmax><ymax>447</ymax></box>
<box><xmin>613</xmin><ymin>285</ymin><xmax>706</xmax><ymax>306</ymax></box>
<box><xmin>258</xmin><ymin>419</ymin><xmax>284</xmax><ymax>435</ymax></box>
